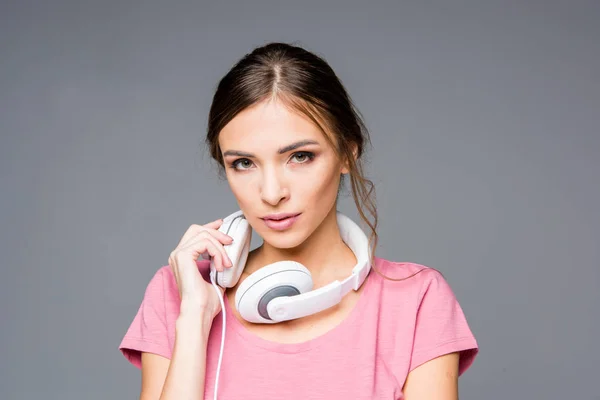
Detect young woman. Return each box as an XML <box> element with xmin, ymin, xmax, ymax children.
<box><xmin>119</xmin><ymin>42</ymin><xmax>479</xmax><ymax>399</ymax></box>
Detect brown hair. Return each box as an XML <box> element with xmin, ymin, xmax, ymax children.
<box><xmin>205</xmin><ymin>42</ymin><xmax>423</xmax><ymax>282</ymax></box>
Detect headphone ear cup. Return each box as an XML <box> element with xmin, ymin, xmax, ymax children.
<box><xmin>213</xmin><ymin>216</ymin><xmax>251</xmax><ymax>288</ymax></box>
<box><xmin>235</xmin><ymin>261</ymin><xmax>313</xmax><ymax>324</ymax></box>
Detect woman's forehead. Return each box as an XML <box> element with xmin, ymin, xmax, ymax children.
<box><xmin>219</xmin><ymin>101</ymin><xmax>330</xmax><ymax>152</ymax></box>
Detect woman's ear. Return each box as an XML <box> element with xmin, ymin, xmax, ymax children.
<box><xmin>340</xmin><ymin>143</ymin><xmax>359</xmax><ymax>174</ymax></box>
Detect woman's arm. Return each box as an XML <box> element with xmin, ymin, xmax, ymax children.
<box><xmin>140</xmin><ymin>311</ymin><xmax>213</xmax><ymax>400</ymax></box>
<box><xmin>402</xmin><ymin>352</ymin><xmax>460</xmax><ymax>400</ymax></box>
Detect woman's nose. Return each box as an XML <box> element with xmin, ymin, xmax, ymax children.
<box><xmin>260</xmin><ymin>167</ymin><xmax>290</xmax><ymax>206</ymax></box>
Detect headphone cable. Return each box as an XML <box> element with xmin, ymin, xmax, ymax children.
<box><xmin>210</xmin><ymin>273</ymin><xmax>226</xmax><ymax>400</ymax></box>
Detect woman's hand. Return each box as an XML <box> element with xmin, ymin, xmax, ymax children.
<box><xmin>168</xmin><ymin>219</ymin><xmax>234</xmax><ymax>320</ymax></box>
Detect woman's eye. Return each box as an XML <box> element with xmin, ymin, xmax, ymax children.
<box><xmin>291</xmin><ymin>152</ymin><xmax>314</xmax><ymax>163</ymax></box>
<box><xmin>230</xmin><ymin>152</ymin><xmax>314</xmax><ymax>171</ymax></box>
<box><xmin>232</xmin><ymin>159</ymin><xmax>253</xmax><ymax>170</ymax></box>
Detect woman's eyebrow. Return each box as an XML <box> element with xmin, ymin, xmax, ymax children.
<box><xmin>278</xmin><ymin>139</ymin><xmax>320</xmax><ymax>154</ymax></box>
<box><xmin>223</xmin><ymin>139</ymin><xmax>320</xmax><ymax>157</ymax></box>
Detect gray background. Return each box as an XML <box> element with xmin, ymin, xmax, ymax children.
<box><xmin>1</xmin><ymin>0</ymin><xmax>598</xmax><ymax>399</ymax></box>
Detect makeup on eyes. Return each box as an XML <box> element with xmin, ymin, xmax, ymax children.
<box><xmin>228</xmin><ymin>151</ymin><xmax>316</xmax><ymax>171</ymax></box>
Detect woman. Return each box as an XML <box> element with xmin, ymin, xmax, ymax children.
<box><xmin>119</xmin><ymin>42</ymin><xmax>479</xmax><ymax>399</ymax></box>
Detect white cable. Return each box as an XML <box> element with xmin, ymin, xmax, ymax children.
<box><xmin>210</xmin><ymin>273</ymin><xmax>226</xmax><ymax>400</ymax></box>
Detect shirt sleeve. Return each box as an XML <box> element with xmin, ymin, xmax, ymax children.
<box><xmin>409</xmin><ymin>269</ymin><xmax>479</xmax><ymax>375</ymax></box>
<box><xmin>119</xmin><ymin>267</ymin><xmax>172</xmax><ymax>369</ymax></box>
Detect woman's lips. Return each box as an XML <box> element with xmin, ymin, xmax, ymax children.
<box><xmin>262</xmin><ymin>213</ymin><xmax>301</xmax><ymax>231</ymax></box>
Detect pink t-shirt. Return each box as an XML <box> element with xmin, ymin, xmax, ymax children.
<box><xmin>119</xmin><ymin>257</ymin><xmax>478</xmax><ymax>399</ymax></box>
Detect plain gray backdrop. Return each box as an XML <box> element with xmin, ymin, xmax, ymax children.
<box><xmin>1</xmin><ymin>0</ymin><xmax>598</xmax><ymax>399</ymax></box>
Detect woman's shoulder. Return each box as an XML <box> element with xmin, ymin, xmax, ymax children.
<box><xmin>371</xmin><ymin>256</ymin><xmax>448</xmax><ymax>291</ymax></box>
<box><xmin>368</xmin><ymin>256</ymin><xmax>467</xmax><ymax>315</ymax></box>
<box><xmin>369</xmin><ymin>256</ymin><xmax>479</xmax><ymax>376</ymax></box>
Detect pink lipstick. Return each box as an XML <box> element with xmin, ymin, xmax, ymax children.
<box><xmin>261</xmin><ymin>213</ymin><xmax>301</xmax><ymax>231</ymax></box>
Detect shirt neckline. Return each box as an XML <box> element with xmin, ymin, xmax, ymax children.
<box><xmin>222</xmin><ymin>257</ymin><xmax>379</xmax><ymax>354</ymax></box>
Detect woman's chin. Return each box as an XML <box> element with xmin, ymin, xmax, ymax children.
<box><xmin>259</xmin><ymin>230</ymin><xmax>307</xmax><ymax>250</ymax></box>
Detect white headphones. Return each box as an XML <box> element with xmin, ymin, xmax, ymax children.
<box><xmin>208</xmin><ymin>209</ymin><xmax>372</xmax><ymax>324</ymax></box>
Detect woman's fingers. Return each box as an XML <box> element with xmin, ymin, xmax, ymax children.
<box><xmin>167</xmin><ymin>217</ymin><xmax>235</xmax><ymax>308</ymax></box>
<box><xmin>176</xmin><ymin>219</ymin><xmax>224</xmax><ymax>248</ymax></box>
<box><xmin>182</xmin><ymin>230</ymin><xmax>232</xmax><ymax>271</ymax></box>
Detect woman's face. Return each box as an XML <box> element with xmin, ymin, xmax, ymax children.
<box><xmin>218</xmin><ymin>99</ymin><xmax>349</xmax><ymax>250</ymax></box>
